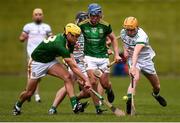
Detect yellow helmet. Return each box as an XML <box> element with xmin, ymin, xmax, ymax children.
<box><xmin>123</xmin><ymin>16</ymin><xmax>138</xmax><ymax>30</ymax></box>
<box><xmin>64</xmin><ymin>23</ymin><xmax>81</xmax><ymax>35</ymax></box>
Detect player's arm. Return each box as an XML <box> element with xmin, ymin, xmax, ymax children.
<box><xmin>19</xmin><ymin>32</ymin><xmax>28</xmax><ymax>42</ymax></box>
<box><xmin>122</xmin><ymin>44</ymin><xmax>129</xmax><ymax>59</ymax></box>
<box><xmin>120</xmin><ymin>30</ymin><xmax>129</xmax><ymax>59</ymax></box>
<box><xmin>130</xmin><ymin>44</ymin><xmax>145</xmax><ymax>76</ymax></box>
<box><xmin>47</xmin><ymin>32</ymin><xmax>53</xmax><ymax>38</ymax></box>
<box><xmin>107</xmin><ymin>32</ymin><xmax>121</xmax><ymax>62</ymax></box>
<box><xmin>131</xmin><ymin>44</ymin><xmax>144</xmax><ymax>67</ymax></box>
<box><xmin>106</xmin><ymin>36</ymin><xmax>111</xmax><ymax>48</ymax></box>
<box><xmin>46</xmin><ymin>25</ymin><xmax>53</xmax><ymax>37</ymax></box>
<box><xmin>59</xmin><ymin>45</ymin><xmax>90</xmax><ymax>88</ymax></box>
<box><xmin>64</xmin><ymin>57</ymin><xmax>89</xmax><ymax>87</ymax></box>
<box><xmin>106</xmin><ymin>37</ymin><xmax>114</xmax><ymax>55</ymax></box>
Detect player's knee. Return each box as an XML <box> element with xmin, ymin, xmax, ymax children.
<box><xmin>88</xmin><ymin>76</ymin><xmax>97</xmax><ymax>86</ymax></box>
<box><xmin>100</xmin><ymin>79</ymin><xmax>110</xmax><ymax>89</ymax></box>
<box><xmin>90</xmin><ymin>80</ymin><xmax>97</xmax><ymax>87</ymax></box>
<box><xmin>102</xmin><ymin>83</ymin><xmax>110</xmax><ymax>89</ymax></box>
<box><xmin>62</xmin><ymin>73</ymin><xmax>72</xmax><ymax>82</ymax></box>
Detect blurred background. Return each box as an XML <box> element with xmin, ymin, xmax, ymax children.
<box><xmin>0</xmin><ymin>0</ymin><xmax>179</xmax><ymax>75</ymax></box>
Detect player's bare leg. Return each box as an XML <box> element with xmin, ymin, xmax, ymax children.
<box><xmin>77</xmin><ymin>86</ymin><xmax>90</xmax><ymax>100</ymax></box>
<box><xmin>13</xmin><ymin>79</ymin><xmax>39</xmax><ymax>115</ymax></box>
<box><xmin>53</xmin><ymin>87</ymin><xmax>67</xmax><ymax>107</ymax></box>
<box><xmin>48</xmin><ymin>63</ymin><xmax>75</xmax><ymax>97</ymax></box>
<box><xmin>27</xmin><ymin>65</ymin><xmax>41</xmax><ymax>102</ymax></box>
<box><xmin>48</xmin><ymin>86</ymin><xmax>90</xmax><ymax>114</ymax></box>
<box><xmin>34</xmin><ymin>81</ymin><xmax>41</xmax><ymax>102</ymax></box>
<box><xmin>143</xmin><ymin>73</ymin><xmax>167</xmax><ymax>107</ymax></box>
<box><xmin>99</xmin><ymin>73</ymin><xmax>115</xmax><ymax>103</ymax></box>
<box><xmin>97</xmin><ymin>82</ymin><xmax>104</xmax><ymax>95</ymax></box>
<box><xmin>48</xmin><ymin>70</ymin><xmax>90</xmax><ymax>115</ymax></box>
<box><xmin>72</xmin><ymin>72</ymin><xmax>91</xmax><ymax>100</ymax></box>
<box><xmin>87</xmin><ymin>69</ymin><xmax>105</xmax><ymax>114</ymax></box>
<box><xmin>47</xmin><ymin>63</ymin><xmax>85</xmax><ymax>113</ymax></box>
<box><xmin>48</xmin><ymin>86</ymin><xmax>67</xmax><ymax>114</ymax></box>
<box><xmin>50</xmin><ymin>70</ymin><xmax>76</xmax><ymax>108</ymax></box>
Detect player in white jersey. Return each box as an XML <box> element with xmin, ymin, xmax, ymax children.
<box><xmin>120</xmin><ymin>16</ymin><xmax>167</xmax><ymax>114</ymax></box>
<box><xmin>19</xmin><ymin>8</ymin><xmax>52</xmax><ymax>102</ymax></box>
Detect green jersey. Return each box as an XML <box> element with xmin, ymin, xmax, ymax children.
<box><xmin>31</xmin><ymin>33</ymin><xmax>74</xmax><ymax>63</ymax></box>
<box><xmin>78</xmin><ymin>19</ymin><xmax>112</xmax><ymax>58</ymax></box>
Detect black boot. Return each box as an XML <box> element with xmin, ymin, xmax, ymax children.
<box><xmin>152</xmin><ymin>92</ymin><xmax>167</xmax><ymax>107</ymax></box>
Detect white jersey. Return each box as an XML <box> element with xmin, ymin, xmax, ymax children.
<box><xmin>73</xmin><ymin>34</ymin><xmax>85</xmax><ymax>62</ymax></box>
<box><xmin>23</xmin><ymin>22</ymin><xmax>52</xmax><ymax>58</ymax></box>
<box><xmin>69</xmin><ymin>34</ymin><xmax>86</xmax><ymax>73</ymax></box>
<box><xmin>120</xmin><ymin>28</ymin><xmax>155</xmax><ymax>62</ymax></box>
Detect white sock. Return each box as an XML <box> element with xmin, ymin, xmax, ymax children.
<box><xmin>35</xmin><ymin>94</ymin><xmax>41</xmax><ymax>101</ymax></box>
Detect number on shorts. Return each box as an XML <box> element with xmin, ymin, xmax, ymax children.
<box><xmin>43</xmin><ymin>35</ymin><xmax>57</xmax><ymax>43</ymax></box>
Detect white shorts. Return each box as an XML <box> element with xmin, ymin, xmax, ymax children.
<box><xmin>68</xmin><ymin>63</ymin><xmax>87</xmax><ymax>75</ymax></box>
<box><xmin>68</xmin><ymin>59</ymin><xmax>87</xmax><ymax>76</ymax></box>
<box><xmin>128</xmin><ymin>58</ymin><xmax>156</xmax><ymax>74</ymax></box>
<box><xmin>84</xmin><ymin>56</ymin><xmax>110</xmax><ymax>73</ymax></box>
<box><xmin>28</xmin><ymin>59</ymin><xmax>58</xmax><ymax>79</ymax></box>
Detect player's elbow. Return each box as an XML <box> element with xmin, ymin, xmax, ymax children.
<box><xmin>19</xmin><ymin>36</ymin><xmax>25</xmax><ymax>42</ymax></box>
<box><xmin>63</xmin><ymin>73</ymin><xmax>72</xmax><ymax>82</ymax></box>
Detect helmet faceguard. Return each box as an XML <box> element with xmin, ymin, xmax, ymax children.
<box><xmin>88</xmin><ymin>3</ymin><xmax>102</xmax><ymax>25</ymax></box>
<box><xmin>75</xmin><ymin>11</ymin><xmax>88</xmax><ymax>24</ymax></box>
<box><xmin>88</xmin><ymin>3</ymin><xmax>102</xmax><ymax>16</ymax></box>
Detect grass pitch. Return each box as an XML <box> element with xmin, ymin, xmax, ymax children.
<box><xmin>0</xmin><ymin>74</ymin><xmax>180</xmax><ymax>122</ymax></box>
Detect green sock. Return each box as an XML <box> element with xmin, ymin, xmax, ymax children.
<box><xmin>127</xmin><ymin>93</ymin><xmax>132</xmax><ymax>99</ymax></box>
<box><xmin>105</xmin><ymin>88</ymin><xmax>111</xmax><ymax>93</ymax></box>
<box><xmin>16</xmin><ymin>100</ymin><xmax>22</xmax><ymax>108</ymax></box>
<box><xmin>95</xmin><ymin>105</ymin><xmax>101</xmax><ymax>110</ymax></box>
<box><xmin>70</xmin><ymin>96</ymin><xmax>78</xmax><ymax>109</ymax></box>
<box><xmin>153</xmin><ymin>91</ymin><xmax>160</xmax><ymax>96</ymax></box>
<box><xmin>51</xmin><ymin>106</ymin><xmax>56</xmax><ymax>110</ymax></box>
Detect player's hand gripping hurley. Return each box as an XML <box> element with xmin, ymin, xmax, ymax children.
<box><xmin>93</xmin><ymin>61</ymin><xmax>115</xmax><ymax>78</ymax></box>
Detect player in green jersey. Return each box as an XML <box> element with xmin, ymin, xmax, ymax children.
<box><xmin>78</xmin><ymin>3</ymin><xmax>121</xmax><ymax>108</ymax></box>
<box><xmin>12</xmin><ymin>23</ymin><xmax>91</xmax><ymax>115</ymax></box>
<box><xmin>48</xmin><ymin>11</ymin><xmax>106</xmax><ymax>115</ymax></box>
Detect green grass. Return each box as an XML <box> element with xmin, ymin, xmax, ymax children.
<box><xmin>0</xmin><ymin>0</ymin><xmax>180</xmax><ymax>74</ymax></box>
<box><xmin>0</xmin><ymin>74</ymin><xmax>180</xmax><ymax>122</ymax></box>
